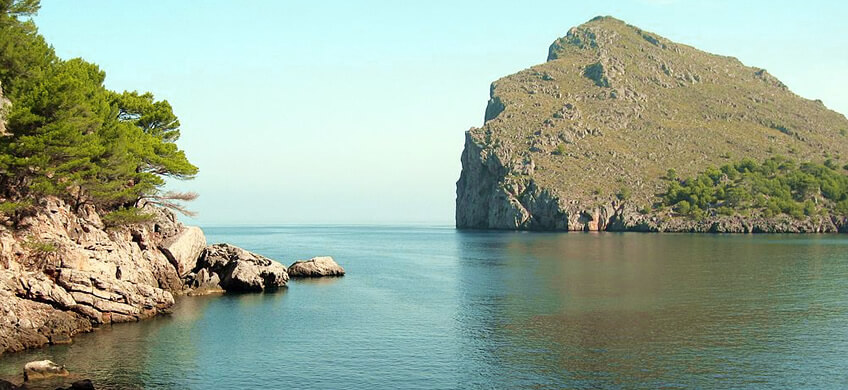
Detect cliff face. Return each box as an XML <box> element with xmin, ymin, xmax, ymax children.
<box><xmin>456</xmin><ymin>16</ymin><xmax>848</xmax><ymax>232</ymax></box>
<box><xmin>0</xmin><ymin>198</ymin><xmax>195</xmax><ymax>353</ymax></box>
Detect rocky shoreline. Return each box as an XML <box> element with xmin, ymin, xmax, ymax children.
<box><xmin>0</xmin><ymin>197</ymin><xmax>343</xmax><ymax>387</ymax></box>
<box><xmin>456</xmin><ymin>126</ymin><xmax>848</xmax><ymax>233</ymax></box>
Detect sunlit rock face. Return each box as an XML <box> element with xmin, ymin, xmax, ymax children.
<box><xmin>0</xmin><ymin>198</ymin><xmax>191</xmax><ymax>354</ymax></box>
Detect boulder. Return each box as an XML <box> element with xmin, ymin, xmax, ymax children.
<box><xmin>159</xmin><ymin>226</ymin><xmax>206</xmax><ymax>277</ymax></box>
<box><xmin>23</xmin><ymin>360</ymin><xmax>69</xmax><ymax>381</ymax></box>
<box><xmin>185</xmin><ymin>268</ymin><xmax>223</xmax><ymax>295</ymax></box>
<box><xmin>57</xmin><ymin>379</ymin><xmax>96</xmax><ymax>390</ymax></box>
<box><xmin>288</xmin><ymin>256</ymin><xmax>345</xmax><ymax>278</ymax></box>
<box><xmin>197</xmin><ymin>244</ymin><xmax>288</xmax><ymax>292</ymax></box>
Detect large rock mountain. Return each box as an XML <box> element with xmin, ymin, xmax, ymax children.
<box><xmin>456</xmin><ymin>16</ymin><xmax>848</xmax><ymax>231</ymax></box>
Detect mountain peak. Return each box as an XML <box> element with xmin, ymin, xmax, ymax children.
<box><xmin>547</xmin><ymin>16</ymin><xmax>669</xmax><ymax>61</ymax></box>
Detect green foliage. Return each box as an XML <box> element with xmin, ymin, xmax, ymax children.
<box><xmin>0</xmin><ymin>1</ymin><xmax>197</xmax><ymax>215</ymax></box>
<box><xmin>552</xmin><ymin>144</ymin><xmax>567</xmax><ymax>155</ymax></box>
<box><xmin>659</xmin><ymin>156</ymin><xmax>848</xmax><ymax>220</ymax></box>
<box><xmin>0</xmin><ymin>199</ymin><xmax>29</xmax><ymax>214</ymax></box>
<box><xmin>102</xmin><ymin>208</ymin><xmax>154</xmax><ymax>227</ymax></box>
<box><xmin>674</xmin><ymin>200</ymin><xmax>690</xmax><ymax>215</ymax></box>
<box><xmin>0</xmin><ymin>199</ymin><xmax>32</xmax><ymax>227</ymax></box>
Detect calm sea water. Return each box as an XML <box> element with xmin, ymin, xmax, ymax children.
<box><xmin>2</xmin><ymin>226</ymin><xmax>847</xmax><ymax>389</ymax></box>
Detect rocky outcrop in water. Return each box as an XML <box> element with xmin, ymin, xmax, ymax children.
<box><xmin>23</xmin><ymin>360</ymin><xmax>69</xmax><ymax>381</ymax></box>
<box><xmin>288</xmin><ymin>256</ymin><xmax>345</xmax><ymax>278</ymax></box>
<box><xmin>189</xmin><ymin>244</ymin><xmax>289</xmax><ymax>292</ymax></box>
<box><xmin>455</xmin><ymin>17</ymin><xmax>848</xmax><ymax>232</ymax></box>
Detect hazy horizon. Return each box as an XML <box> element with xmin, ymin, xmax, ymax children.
<box><xmin>34</xmin><ymin>0</ymin><xmax>848</xmax><ymax>225</ymax></box>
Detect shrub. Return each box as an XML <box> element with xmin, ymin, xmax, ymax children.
<box><xmin>102</xmin><ymin>208</ymin><xmax>154</xmax><ymax>227</ymax></box>
<box><xmin>552</xmin><ymin>144</ymin><xmax>567</xmax><ymax>155</ymax></box>
<box><xmin>674</xmin><ymin>200</ymin><xmax>691</xmax><ymax>215</ymax></box>
<box><xmin>23</xmin><ymin>237</ymin><xmax>57</xmax><ymax>254</ymax></box>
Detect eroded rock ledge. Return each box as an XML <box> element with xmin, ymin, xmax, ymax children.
<box><xmin>0</xmin><ymin>197</ymin><xmax>338</xmax><ymax>355</ymax></box>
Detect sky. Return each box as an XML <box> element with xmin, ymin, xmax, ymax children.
<box><xmin>33</xmin><ymin>0</ymin><xmax>848</xmax><ymax>225</ymax></box>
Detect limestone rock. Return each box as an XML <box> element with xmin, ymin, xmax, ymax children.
<box><xmin>159</xmin><ymin>226</ymin><xmax>206</xmax><ymax>277</ymax></box>
<box><xmin>23</xmin><ymin>360</ymin><xmax>69</xmax><ymax>381</ymax></box>
<box><xmin>0</xmin><ymin>197</ymin><xmax>189</xmax><ymax>355</ymax></box>
<box><xmin>288</xmin><ymin>256</ymin><xmax>345</xmax><ymax>278</ymax></box>
<box><xmin>195</xmin><ymin>244</ymin><xmax>288</xmax><ymax>292</ymax></box>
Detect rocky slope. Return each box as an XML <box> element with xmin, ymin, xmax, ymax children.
<box><xmin>456</xmin><ymin>16</ymin><xmax>848</xmax><ymax>232</ymax></box>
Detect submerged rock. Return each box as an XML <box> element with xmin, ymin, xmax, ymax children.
<box><xmin>57</xmin><ymin>379</ymin><xmax>96</xmax><ymax>390</ymax></box>
<box><xmin>23</xmin><ymin>360</ymin><xmax>69</xmax><ymax>381</ymax></box>
<box><xmin>288</xmin><ymin>256</ymin><xmax>345</xmax><ymax>278</ymax></box>
<box><xmin>194</xmin><ymin>244</ymin><xmax>288</xmax><ymax>292</ymax></box>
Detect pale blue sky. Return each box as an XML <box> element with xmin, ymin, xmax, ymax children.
<box><xmin>34</xmin><ymin>0</ymin><xmax>848</xmax><ymax>225</ymax></box>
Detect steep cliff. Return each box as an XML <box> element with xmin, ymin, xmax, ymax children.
<box><xmin>456</xmin><ymin>16</ymin><xmax>848</xmax><ymax>232</ymax></box>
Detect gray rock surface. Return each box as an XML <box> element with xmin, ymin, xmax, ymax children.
<box><xmin>288</xmin><ymin>256</ymin><xmax>345</xmax><ymax>277</ymax></box>
<box><xmin>194</xmin><ymin>244</ymin><xmax>288</xmax><ymax>292</ymax></box>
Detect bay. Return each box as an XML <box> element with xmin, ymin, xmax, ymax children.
<box><xmin>1</xmin><ymin>227</ymin><xmax>847</xmax><ymax>389</ymax></box>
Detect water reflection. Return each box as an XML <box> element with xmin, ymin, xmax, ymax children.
<box><xmin>455</xmin><ymin>233</ymin><xmax>848</xmax><ymax>388</ymax></box>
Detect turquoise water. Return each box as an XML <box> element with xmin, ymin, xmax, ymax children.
<box><xmin>2</xmin><ymin>227</ymin><xmax>848</xmax><ymax>389</ymax></box>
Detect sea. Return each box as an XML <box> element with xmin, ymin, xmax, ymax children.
<box><xmin>1</xmin><ymin>226</ymin><xmax>847</xmax><ymax>389</ymax></box>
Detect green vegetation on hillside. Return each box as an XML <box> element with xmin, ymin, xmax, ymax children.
<box><xmin>659</xmin><ymin>157</ymin><xmax>848</xmax><ymax>219</ymax></box>
<box><xmin>0</xmin><ymin>0</ymin><xmax>197</xmax><ymax>223</ymax></box>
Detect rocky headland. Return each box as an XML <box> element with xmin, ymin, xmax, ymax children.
<box><xmin>0</xmin><ymin>197</ymin><xmax>343</xmax><ymax>359</ymax></box>
<box><xmin>456</xmin><ymin>16</ymin><xmax>848</xmax><ymax>232</ymax></box>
